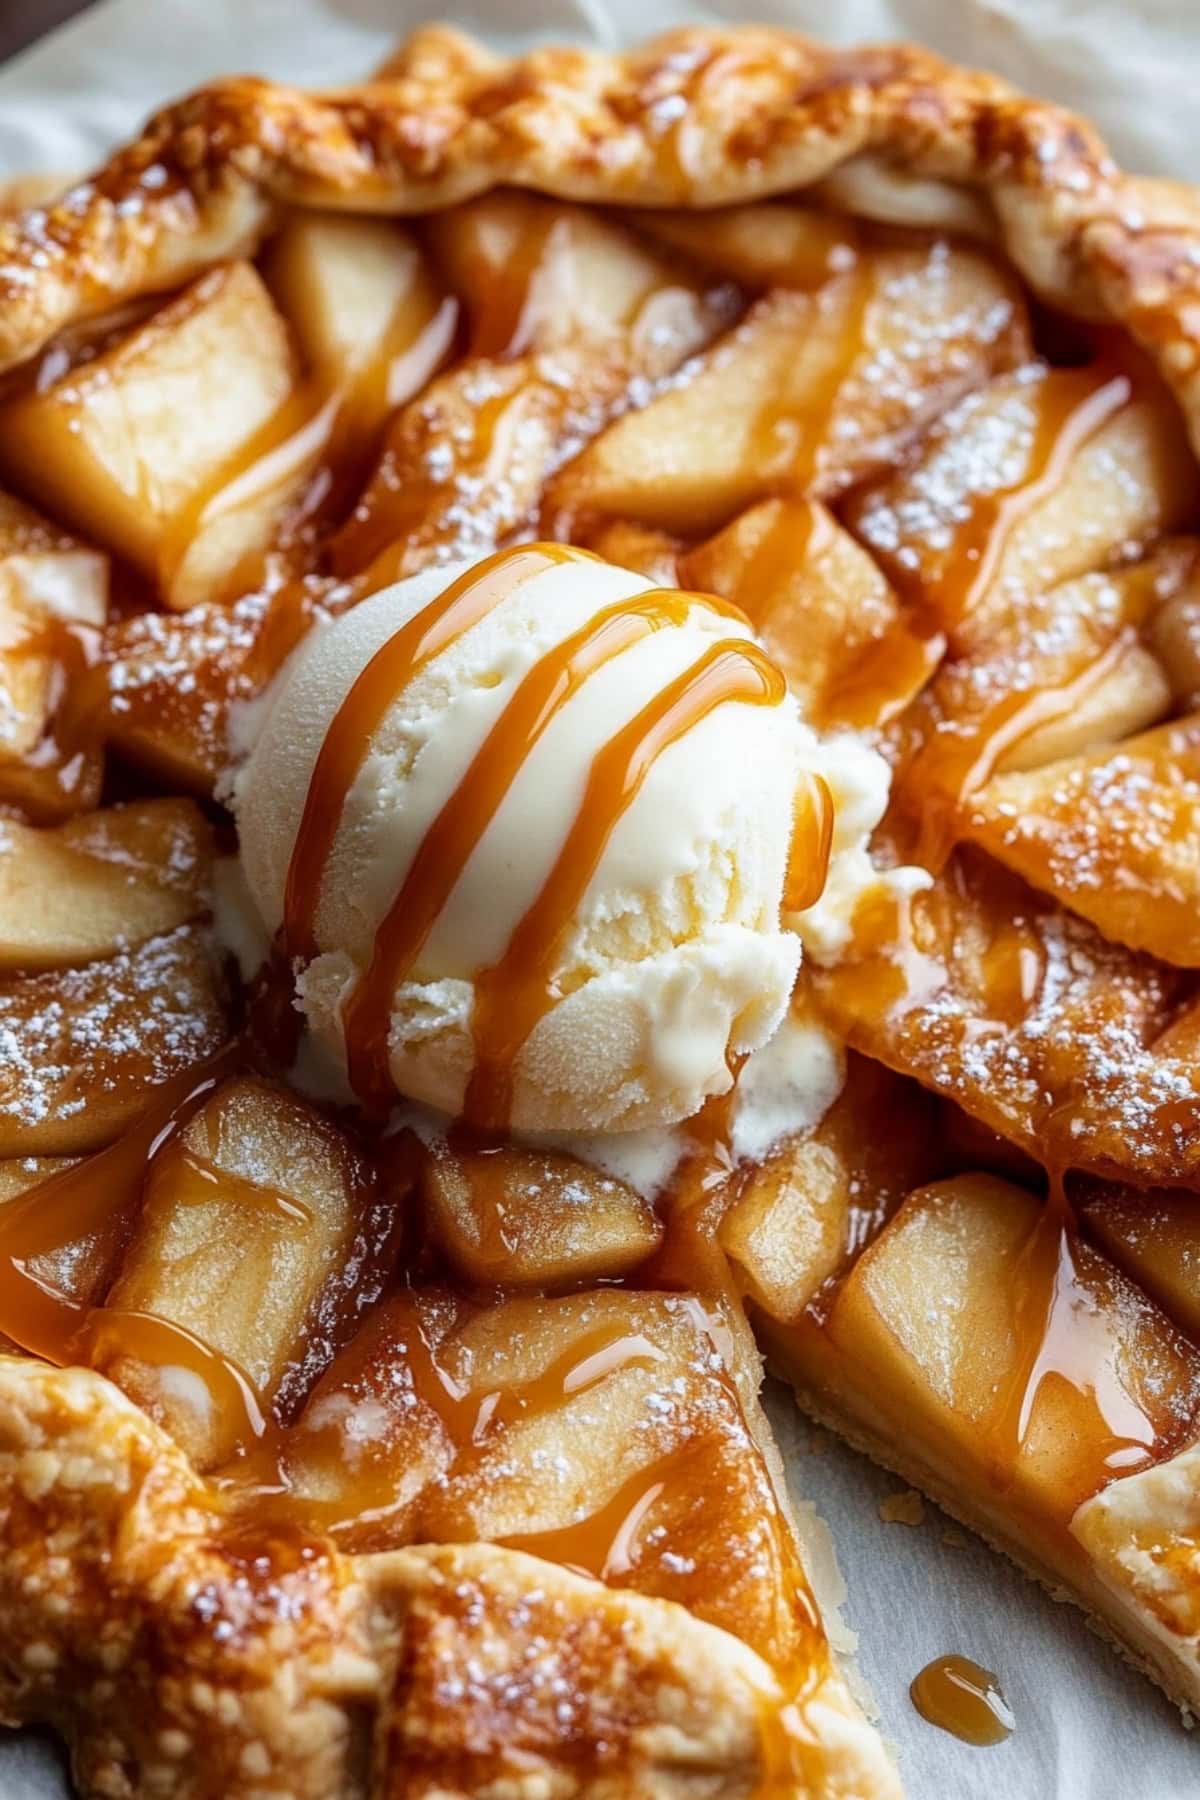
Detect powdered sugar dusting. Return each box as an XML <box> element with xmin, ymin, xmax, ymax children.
<box><xmin>0</xmin><ymin>925</ymin><xmax>228</xmax><ymax>1136</ymax></box>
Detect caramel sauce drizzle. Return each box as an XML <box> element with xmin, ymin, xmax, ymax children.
<box><xmin>795</xmin><ymin>258</ymin><xmax>876</xmax><ymax>492</ymax></box>
<box><xmin>157</xmin><ymin>386</ymin><xmax>343</xmax><ymax>593</ymax></box>
<box><xmin>0</xmin><ymin>1048</ymin><xmax>244</xmax><ymax>1366</ymax></box>
<box><xmin>156</xmin><ymin>287</ymin><xmax>459</xmax><ymax>594</ymax></box>
<box><xmin>86</xmin><ymin>1307</ymin><xmax>268</xmax><ymax>1446</ymax></box>
<box><xmin>784</xmin><ymin>771</ymin><xmax>834</xmax><ymax>913</ymax></box>
<box><xmin>986</xmin><ymin>1186</ymin><xmax>1162</xmax><ymax>1490</ymax></box>
<box><xmin>906</xmin><ymin>626</ymin><xmax>1140</xmax><ymax>872</ymax></box>
<box><xmin>748</xmin><ymin>259</ymin><xmax>877</xmax><ymax>496</ymax></box>
<box><xmin>463</xmin><ymin>638</ymin><xmax>787</xmax><ymax>1130</ymax></box>
<box><xmin>877</xmin><ymin>364</ymin><xmax>1137</xmax><ymax>868</ymax></box>
<box><xmin>341</xmin><ymin>581</ymin><xmax>751</xmax><ymax>1112</ymax></box>
<box><xmin>401</xmin><ymin>1316</ymin><xmax>669</xmax><ymax>1456</ymax></box>
<box><xmin>821</xmin><ymin>618</ymin><xmax>946</xmax><ymax>733</ymax></box>
<box><xmin>497</xmin><ymin>1449</ymin><xmax>687</xmax><ymax>1581</ymax></box>
<box><xmin>919</xmin><ymin>366</ymin><xmax>1133</xmax><ymax>632</ymax></box>
<box><xmin>462</xmin><ymin>209</ymin><xmax>569</xmax><ymax>360</ymax></box>
<box><xmin>910</xmin><ymin>1654</ymin><xmax>1014</xmax><ymax>1746</ymax></box>
<box><xmin>281</xmin><ymin>543</ymin><xmax>590</xmax><ymax>962</ymax></box>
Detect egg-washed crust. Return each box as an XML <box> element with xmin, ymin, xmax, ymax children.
<box><xmin>0</xmin><ymin>1356</ymin><xmax>898</xmax><ymax>1800</ymax></box>
<box><xmin>2</xmin><ymin>23</ymin><xmax>1200</xmax><ymax>456</ymax></box>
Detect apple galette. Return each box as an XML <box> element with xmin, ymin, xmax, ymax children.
<box><xmin>2</xmin><ymin>21</ymin><xmax>1200</xmax><ymax>1798</ymax></box>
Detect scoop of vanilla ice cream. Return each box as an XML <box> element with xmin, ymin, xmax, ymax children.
<box><xmin>233</xmin><ymin>554</ymin><xmax>817</xmax><ymax>1133</ymax></box>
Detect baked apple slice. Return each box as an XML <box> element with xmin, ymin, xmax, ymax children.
<box><xmin>102</xmin><ymin>1075</ymin><xmax>370</xmax><ymax>1469</ymax></box>
<box><xmin>420</xmin><ymin>1137</ymin><xmax>662</xmax><ymax>1289</ymax></box>
<box><xmin>0</xmin><ymin>923</ymin><xmax>232</xmax><ymax>1157</ymax></box>
<box><xmin>0</xmin><ymin>798</ymin><xmax>212</xmax><ymax>973</ymax></box>
<box><xmin>543</xmin><ymin>242</ymin><xmax>1029</xmax><ymax>538</ymax></box>
<box><xmin>848</xmin><ymin>361</ymin><xmax>1200</xmax><ymax>650</ymax></box>
<box><xmin>680</xmin><ymin>497</ymin><xmax>938</xmax><ymax>728</ymax></box>
<box><xmin>265</xmin><ymin>211</ymin><xmax>454</xmax><ymax>449</ymax></box>
<box><xmin>812</xmin><ymin>848</ymin><xmax>1200</xmax><ymax>1185</ymax></box>
<box><xmin>630</xmin><ymin>201</ymin><xmax>859</xmax><ymax>290</ymax></box>
<box><xmin>963</xmin><ymin>713</ymin><xmax>1200</xmax><ymax>965</ymax></box>
<box><xmin>0</xmin><ymin>264</ymin><xmax>312</xmax><ymax>610</ymax></box>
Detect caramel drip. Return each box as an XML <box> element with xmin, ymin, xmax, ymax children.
<box><xmin>0</xmin><ymin>1049</ymin><xmax>238</xmax><ymax>1365</ymax></box>
<box><xmin>497</xmin><ymin>1448</ymin><xmax>689</xmax><ymax>1580</ymax></box>
<box><xmin>398</xmin><ymin>1315</ymin><xmax>669</xmax><ymax>1455</ymax></box>
<box><xmin>749</xmin><ymin>259</ymin><xmax>875</xmax><ymax>495</ymax></box>
<box><xmin>465</xmin><ymin>211</ymin><xmax>569</xmax><ymax>360</ymax></box>
<box><xmin>86</xmin><ymin>1307</ymin><xmax>267</xmax><ymax>1447</ymax></box>
<box><xmin>733</xmin><ymin>498</ymin><xmax>836</xmax><ymax>613</ymax></box>
<box><xmin>353</xmin><ymin>291</ymin><xmax>459</xmax><ymax>431</ymax></box>
<box><xmin>157</xmin><ymin>290</ymin><xmax>459</xmax><ymax>593</ymax></box>
<box><xmin>463</xmin><ymin>638</ymin><xmax>787</xmax><ymax>1130</ymax></box>
<box><xmin>157</xmin><ymin>387</ymin><xmax>342</xmax><ymax>592</ymax></box>
<box><xmin>784</xmin><ymin>771</ymin><xmax>834</xmax><ymax>913</ymax></box>
<box><xmin>281</xmin><ymin>543</ymin><xmax>589</xmax><ymax>962</ymax></box>
<box><xmin>471</xmin><ymin>1327</ymin><xmax>669</xmax><ymax>1447</ymax></box>
<box><xmin>922</xmin><ymin>367</ymin><xmax>1133</xmax><ymax>630</ymax></box>
<box><xmin>172</xmin><ymin>1148</ymin><xmax>315</xmax><ymax>1229</ymax></box>
<box><xmin>246</xmin><ymin>1312</ymin><xmax>677</xmax><ymax>1525</ymax></box>
<box><xmin>910</xmin><ymin>1655</ymin><xmax>1014</xmax><ymax>1746</ymax></box>
<box><xmin>683</xmin><ymin>1054</ymin><xmax>750</xmax><ymax>1168</ymax></box>
<box><xmin>820</xmin><ymin>618</ymin><xmax>946</xmax><ymax>732</ymax></box>
<box><xmin>340</xmin><ymin>584</ymin><xmax>749</xmax><ymax>1110</ymax></box>
<box><xmin>908</xmin><ymin>625</ymin><xmax>1140</xmax><ymax>871</ymax></box>
<box><xmin>986</xmin><ymin>1190</ymin><xmax>1161</xmax><ymax>1490</ymax></box>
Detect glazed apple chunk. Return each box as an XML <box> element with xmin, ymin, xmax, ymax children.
<box><xmin>0</xmin><ymin>798</ymin><xmax>213</xmax><ymax>973</ymax></box>
<box><xmin>718</xmin><ymin>1054</ymin><xmax>938</xmax><ymax>1327</ymax></box>
<box><xmin>630</xmin><ymin>201</ymin><xmax>860</xmax><ymax>292</ymax></box>
<box><xmin>0</xmin><ymin>263</ymin><xmax>311</xmax><ymax>611</ymax></box>
<box><xmin>772</xmin><ymin>1175</ymin><xmax>1200</xmax><ymax>1545</ymax></box>
<box><xmin>543</xmin><ymin>237</ymin><xmax>1030</xmax><ymax>539</ymax></box>
<box><xmin>265</xmin><ymin>212</ymin><xmax>453</xmax><ymax>449</ymax></box>
<box><xmin>1079</xmin><ymin>1183</ymin><xmax>1200</xmax><ymax>1342</ymax></box>
<box><xmin>964</xmin><ymin>713</ymin><xmax>1200</xmax><ymax>965</ymax></box>
<box><xmin>889</xmin><ymin>548</ymin><xmax>1183</xmax><ymax>813</ymax></box>
<box><xmin>99</xmin><ymin>586</ymin><xmax>300</xmax><ymax>796</ymax></box>
<box><xmin>812</xmin><ymin>848</ymin><xmax>1200</xmax><ymax>1187</ymax></box>
<box><xmin>579</xmin><ymin>520</ymin><xmax>682</xmax><ymax>585</ymax></box>
<box><xmin>0</xmin><ymin>922</ymin><xmax>231</xmax><ymax>1158</ymax></box>
<box><xmin>0</xmin><ymin>1159</ymin><xmax>89</xmax><ymax>1332</ymax></box>
<box><xmin>421</xmin><ymin>1137</ymin><xmax>662</xmax><ymax>1289</ymax></box>
<box><xmin>0</xmin><ymin>489</ymin><xmax>108</xmax><ymax>817</ymax></box>
<box><xmin>101</xmin><ymin>1076</ymin><xmax>370</xmax><ymax>1469</ymax></box>
<box><xmin>846</xmin><ymin>360</ymin><xmax>1200</xmax><ymax>651</ymax></box>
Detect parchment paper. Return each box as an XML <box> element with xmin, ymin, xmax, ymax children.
<box><xmin>0</xmin><ymin>3</ymin><xmax>1198</xmax><ymax>1796</ymax></box>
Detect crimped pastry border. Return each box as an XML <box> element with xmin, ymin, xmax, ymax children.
<box><xmin>2</xmin><ymin>23</ymin><xmax>1200</xmax><ymax>453</ymax></box>
<box><xmin>0</xmin><ymin>1355</ymin><xmax>899</xmax><ymax>1800</ymax></box>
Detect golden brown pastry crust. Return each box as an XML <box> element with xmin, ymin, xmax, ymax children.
<box><xmin>0</xmin><ymin>1356</ymin><xmax>897</xmax><ymax>1800</ymax></box>
<box><xmin>3</xmin><ymin>23</ymin><xmax>1200</xmax><ymax>458</ymax></box>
